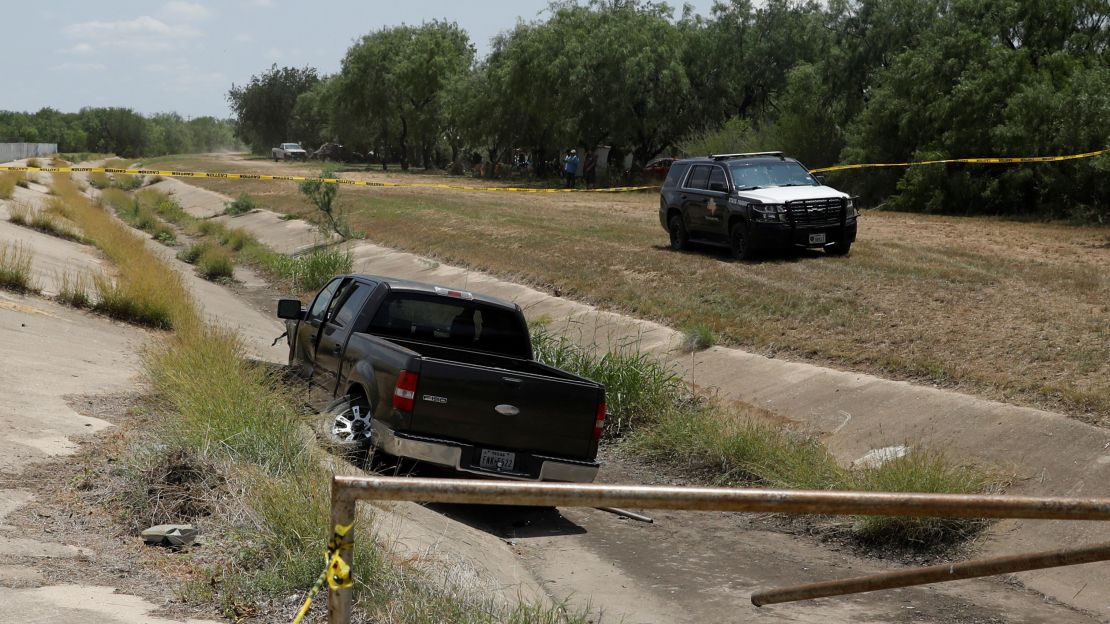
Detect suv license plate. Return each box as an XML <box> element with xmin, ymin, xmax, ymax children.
<box><xmin>479</xmin><ymin>449</ymin><xmax>516</xmax><ymax>472</ymax></box>
<box><xmin>808</xmin><ymin>233</ymin><xmax>827</xmax><ymax>245</ymax></box>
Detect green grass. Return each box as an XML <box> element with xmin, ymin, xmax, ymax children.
<box><xmin>536</xmin><ymin>327</ymin><xmax>1000</xmax><ymax>547</ymax></box>
<box><xmin>101</xmin><ymin>188</ymin><xmax>176</xmax><ymax>245</ymax></box>
<box><xmin>681</xmin><ymin>323</ymin><xmax>716</xmax><ymax>352</ymax></box>
<box><xmin>87</xmin><ymin>171</ymin><xmax>111</xmax><ymax>189</ymax></box>
<box><xmin>197</xmin><ymin>246</ymin><xmax>234</xmax><ymax>281</ymax></box>
<box><xmin>0</xmin><ymin>241</ymin><xmax>35</xmax><ymax>292</ymax></box>
<box><xmin>224</xmin><ymin>192</ymin><xmax>256</xmax><ymax>215</ymax></box>
<box><xmin>177</xmin><ymin>241</ymin><xmax>212</xmax><ymax>264</ymax></box>
<box><xmin>244</xmin><ymin>244</ymin><xmax>353</xmax><ymax>293</ymax></box>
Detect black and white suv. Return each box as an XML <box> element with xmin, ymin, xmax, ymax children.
<box><xmin>659</xmin><ymin>152</ymin><xmax>857</xmax><ymax>259</ymax></box>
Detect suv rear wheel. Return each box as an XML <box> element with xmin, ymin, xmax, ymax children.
<box><xmin>730</xmin><ymin>222</ymin><xmax>753</xmax><ymax>261</ymax></box>
<box><xmin>668</xmin><ymin>214</ymin><xmax>689</xmax><ymax>251</ymax></box>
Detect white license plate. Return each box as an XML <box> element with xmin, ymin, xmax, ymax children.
<box><xmin>808</xmin><ymin>233</ymin><xmax>827</xmax><ymax>245</ymax></box>
<box><xmin>479</xmin><ymin>449</ymin><xmax>516</xmax><ymax>472</ymax></box>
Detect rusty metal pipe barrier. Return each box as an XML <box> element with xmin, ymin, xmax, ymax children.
<box><xmin>326</xmin><ymin>476</ymin><xmax>1110</xmax><ymax>623</ymax></box>
<box><xmin>751</xmin><ymin>541</ymin><xmax>1110</xmax><ymax>606</ymax></box>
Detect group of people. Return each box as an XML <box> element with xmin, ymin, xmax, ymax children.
<box><xmin>562</xmin><ymin>148</ymin><xmax>597</xmax><ymax>188</ymax></box>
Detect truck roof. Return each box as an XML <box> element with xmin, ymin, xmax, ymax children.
<box><xmin>344</xmin><ymin>274</ymin><xmax>522</xmax><ymax>312</ymax></box>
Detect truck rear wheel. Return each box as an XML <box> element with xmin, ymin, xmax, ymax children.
<box><xmin>668</xmin><ymin>214</ymin><xmax>689</xmax><ymax>251</ymax></box>
<box><xmin>323</xmin><ymin>395</ymin><xmax>373</xmax><ymax>454</ymax></box>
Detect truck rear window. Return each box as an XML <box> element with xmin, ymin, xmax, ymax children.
<box><xmin>367</xmin><ymin>293</ymin><xmax>532</xmax><ymax>360</ymax></box>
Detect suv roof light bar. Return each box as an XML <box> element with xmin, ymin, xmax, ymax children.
<box><xmin>710</xmin><ymin>151</ymin><xmax>785</xmax><ymax>161</ymax></box>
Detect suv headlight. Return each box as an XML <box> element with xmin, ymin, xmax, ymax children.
<box><xmin>847</xmin><ymin>198</ymin><xmax>859</xmax><ymax>219</ymax></box>
<box><xmin>754</xmin><ymin>203</ymin><xmax>785</xmax><ymax>223</ymax></box>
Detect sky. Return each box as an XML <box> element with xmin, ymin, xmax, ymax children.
<box><xmin>4</xmin><ymin>0</ymin><xmax>718</xmax><ymax>119</ymax></box>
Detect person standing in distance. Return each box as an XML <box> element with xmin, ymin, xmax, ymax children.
<box><xmin>563</xmin><ymin>149</ymin><xmax>580</xmax><ymax>188</ymax></box>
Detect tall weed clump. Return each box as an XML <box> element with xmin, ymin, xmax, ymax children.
<box><xmin>0</xmin><ymin>171</ymin><xmax>20</xmax><ymax>198</ymax></box>
<box><xmin>0</xmin><ymin>241</ymin><xmax>35</xmax><ymax>292</ymax></box>
<box><xmin>51</xmin><ymin>174</ymin><xmax>191</xmax><ymax>328</ymax></box>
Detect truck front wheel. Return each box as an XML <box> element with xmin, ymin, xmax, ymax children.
<box><xmin>323</xmin><ymin>395</ymin><xmax>373</xmax><ymax>454</ymax></box>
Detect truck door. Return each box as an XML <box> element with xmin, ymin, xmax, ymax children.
<box><xmin>292</xmin><ymin>277</ymin><xmax>344</xmax><ymax>380</ymax></box>
<box><xmin>313</xmin><ymin>282</ymin><xmax>374</xmax><ymax>401</ymax></box>
<box><xmin>682</xmin><ymin>165</ymin><xmax>712</xmax><ymax>235</ymax></box>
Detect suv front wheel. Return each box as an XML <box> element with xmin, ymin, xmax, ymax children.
<box><xmin>730</xmin><ymin>222</ymin><xmax>753</xmax><ymax>261</ymax></box>
<box><xmin>668</xmin><ymin>214</ymin><xmax>689</xmax><ymax>251</ymax></box>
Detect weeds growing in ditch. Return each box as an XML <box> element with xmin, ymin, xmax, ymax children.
<box><xmin>101</xmin><ymin>188</ymin><xmax>176</xmax><ymax>245</ymax></box>
<box><xmin>0</xmin><ymin>241</ymin><xmax>35</xmax><ymax>292</ymax></box>
<box><xmin>0</xmin><ymin>172</ymin><xmax>21</xmax><ymax>198</ymax></box>
<box><xmin>57</xmin><ymin>270</ymin><xmax>93</xmax><ymax>308</ymax></box>
<box><xmin>224</xmin><ymin>192</ymin><xmax>256</xmax><ymax>215</ymax></box>
<box><xmin>197</xmin><ymin>246</ymin><xmax>234</xmax><ymax>281</ymax></box>
<box><xmin>681</xmin><ymin>323</ymin><xmax>716</xmax><ymax>352</ymax></box>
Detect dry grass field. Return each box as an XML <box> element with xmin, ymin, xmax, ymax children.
<box><xmin>144</xmin><ymin>154</ymin><xmax>1110</xmax><ymax>423</ymax></box>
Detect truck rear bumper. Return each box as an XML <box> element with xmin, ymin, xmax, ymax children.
<box><xmin>373</xmin><ymin>422</ymin><xmax>599</xmax><ymax>483</ymax></box>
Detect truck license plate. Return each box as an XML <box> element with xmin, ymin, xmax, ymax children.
<box><xmin>808</xmin><ymin>233</ymin><xmax>826</xmax><ymax>245</ymax></box>
<box><xmin>479</xmin><ymin>449</ymin><xmax>516</xmax><ymax>472</ymax></box>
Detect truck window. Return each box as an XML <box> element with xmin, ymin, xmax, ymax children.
<box><xmin>330</xmin><ymin>284</ymin><xmax>372</xmax><ymax>328</ymax></box>
<box><xmin>367</xmin><ymin>293</ymin><xmax>531</xmax><ymax>359</ymax></box>
<box><xmin>308</xmin><ymin>278</ymin><xmax>343</xmax><ymax>323</ymax></box>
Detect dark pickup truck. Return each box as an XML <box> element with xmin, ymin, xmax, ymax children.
<box><xmin>277</xmin><ymin>274</ymin><xmax>605</xmax><ymax>482</ymax></box>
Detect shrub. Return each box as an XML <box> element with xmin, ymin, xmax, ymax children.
<box><xmin>0</xmin><ymin>241</ymin><xmax>35</xmax><ymax>292</ymax></box>
<box><xmin>25</xmin><ymin>157</ymin><xmax>41</xmax><ymax>169</ymax></box>
<box><xmin>178</xmin><ymin>241</ymin><xmax>213</xmax><ymax>264</ymax></box>
<box><xmin>681</xmin><ymin>323</ymin><xmax>716</xmax><ymax>351</ymax></box>
<box><xmin>197</xmin><ymin>246</ymin><xmax>234</xmax><ymax>281</ymax></box>
<box><xmin>0</xmin><ymin>172</ymin><xmax>18</xmax><ymax>198</ymax></box>
<box><xmin>57</xmin><ymin>270</ymin><xmax>92</xmax><ymax>308</ymax></box>
<box><xmin>224</xmin><ymin>193</ymin><xmax>256</xmax><ymax>216</ymax></box>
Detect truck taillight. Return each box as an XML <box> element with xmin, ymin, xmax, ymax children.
<box><xmin>593</xmin><ymin>400</ymin><xmax>606</xmax><ymax>440</ymax></box>
<box><xmin>393</xmin><ymin>370</ymin><xmax>419</xmax><ymax>412</ymax></box>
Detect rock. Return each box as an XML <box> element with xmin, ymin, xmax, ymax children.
<box><xmin>141</xmin><ymin>524</ymin><xmax>198</xmax><ymax>547</ymax></box>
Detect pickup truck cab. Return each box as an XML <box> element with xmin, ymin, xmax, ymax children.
<box><xmin>277</xmin><ymin>274</ymin><xmax>605</xmax><ymax>482</ymax></box>
<box><xmin>660</xmin><ymin>152</ymin><xmax>857</xmax><ymax>259</ymax></box>
<box><xmin>272</xmin><ymin>142</ymin><xmax>307</xmax><ymax>161</ymax></box>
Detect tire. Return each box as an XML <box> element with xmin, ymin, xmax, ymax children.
<box><xmin>730</xmin><ymin>222</ymin><xmax>753</xmax><ymax>261</ymax></box>
<box><xmin>826</xmin><ymin>240</ymin><xmax>852</xmax><ymax>256</ymax></box>
<box><xmin>322</xmin><ymin>394</ymin><xmax>373</xmax><ymax>454</ymax></box>
<box><xmin>668</xmin><ymin>214</ymin><xmax>689</xmax><ymax>251</ymax></box>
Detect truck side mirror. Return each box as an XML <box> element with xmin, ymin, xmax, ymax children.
<box><xmin>277</xmin><ymin>299</ymin><xmax>306</xmax><ymax>320</ymax></box>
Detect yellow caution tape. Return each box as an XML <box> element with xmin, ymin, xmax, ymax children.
<box><xmin>291</xmin><ymin>522</ymin><xmax>354</xmax><ymax>624</ymax></box>
<box><xmin>809</xmin><ymin>147</ymin><xmax>1109</xmax><ymax>174</ymax></box>
<box><xmin>0</xmin><ymin>164</ymin><xmax>658</xmax><ymax>193</ymax></box>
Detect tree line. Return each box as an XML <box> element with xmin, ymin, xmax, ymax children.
<box><xmin>231</xmin><ymin>0</ymin><xmax>1108</xmax><ymax>220</ymax></box>
<box><xmin>0</xmin><ymin>108</ymin><xmax>239</xmax><ymax>159</ymax></box>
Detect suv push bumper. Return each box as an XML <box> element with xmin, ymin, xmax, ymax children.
<box><xmin>750</xmin><ymin>220</ymin><xmax>857</xmax><ymax>250</ymax></box>
<box><xmin>372</xmin><ymin>421</ymin><xmax>600</xmax><ymax>483</ymax></box>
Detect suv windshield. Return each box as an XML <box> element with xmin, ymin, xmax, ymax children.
<box><xmin>728</xmin><ymin>160</ymin><xmax>817</xmax><ymax>190</ymax></box>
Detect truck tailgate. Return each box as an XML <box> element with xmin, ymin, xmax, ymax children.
<box><xmin>410</xmin><ymin>358</ymin><xmax>601</xmax><ymax>459</ymax></box>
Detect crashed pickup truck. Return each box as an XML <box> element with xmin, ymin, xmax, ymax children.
<box><xmin>277</xmin><ymin>274</ymin><xmax>606</xmax><ymax>482</ymax></box>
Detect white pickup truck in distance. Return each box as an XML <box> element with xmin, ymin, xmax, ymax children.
<box><xmin>272</xmin><ymin>142</ymin><xmax>307</xmax><ymax>161</ymax></box>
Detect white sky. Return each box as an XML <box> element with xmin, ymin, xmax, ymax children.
<box><xmin>5</xmin><ymin>0</ymin><xmax>718</xmax><ymax>119</ymax></box>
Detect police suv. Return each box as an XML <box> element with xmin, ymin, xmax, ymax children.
<box><xmin>659</xmin><ymin>152</ymin><xmax>857</xmax><ymax>259</ymax></box>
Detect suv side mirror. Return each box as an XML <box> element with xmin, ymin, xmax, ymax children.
<box><xmin>277</xmin><ymin>299</ymin><xmax>306</xmax><ymax>320</ymax></box>
<box><xmin>709</xmin><ymin>181</ymin><xmax>727</xmax><ymax>193</ymax></box>
<box><xmin>814</xmin><ymin>175</ymin><xmax>827</xmax><ymax>185</ymax></box>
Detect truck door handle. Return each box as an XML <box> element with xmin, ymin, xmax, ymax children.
<box><xmin>332</xmin><ymin>343</ymin><xmax>342</xmax><ymax>356</ymax></box>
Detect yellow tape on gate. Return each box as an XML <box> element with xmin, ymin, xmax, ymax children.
<box><xmin>0</xmin><ymin>164</ymin><xmax>659</xmax><ymax>193</ymax></box>
<box><xmin>809</xmin><ymin>147</ymin><xmax>1109</xmax><ymax>174</ymax></box>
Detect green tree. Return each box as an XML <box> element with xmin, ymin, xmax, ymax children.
<box><xmin>227</xmin><ymin>65</ymin><xmax>320</xmax><ymax>153</ymax></box>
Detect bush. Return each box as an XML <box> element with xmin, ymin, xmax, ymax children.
<box><xmin>224</xmin><ymin>193</ymin><xmax>256</xmax><ymax>216</ymax></box>
<box><xmin>0</xmin><ymin>241</ymin><xmax>35</xmax><ymax>292</ymax></box>
<box><xmin>178</xmin><ymin>241</ymin><xmax>212</xmax><ymax>264</ymax></box>
<box><xmin>25</xmin><ymin>157</ymin><xmax>41</xmax><ymax>169</ymax></box>
<box><xmin>197</xmin><ymin>247</ymin><xmax>234</xmax><ymax>281</ymax></box>
<box><xmin>681</xmin><ymin>323</ymin><xmax>716</xmax><ymax>352</ymax></box>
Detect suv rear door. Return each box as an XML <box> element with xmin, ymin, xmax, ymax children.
<box><xmin>682</xmin><ymin>165</ymin><xmax>712</xmax><ymax>235</ymax></box>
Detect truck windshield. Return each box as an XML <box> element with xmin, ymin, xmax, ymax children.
<box><xmin>367</xmin><ymin>293</ymin><xmax>532</xmax><ymax>359</ymax></box>
<box><xmin>285</xmin><ymin>143</ymin><xmax>302</xmax><ymax>150</ymax></box>
<box><xmin>728</xmin><ymin>160</ymin><xmax>817</xmax><ymax>190</ymax></box>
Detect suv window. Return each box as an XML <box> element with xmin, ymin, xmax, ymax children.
<box><xmin>663</xmin><ymin>163</ymin><xmax>689</xmax><ymax>189</ymax></box>
<box><xmin>686</xmin><ymin>165</ymin><xmax>712</xmax><ymax>190</ymax></box>
<box><xmin>708</xmin><ymin>167</ymin><xmax>727</xmax><ymax>192</ymax></box>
